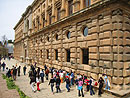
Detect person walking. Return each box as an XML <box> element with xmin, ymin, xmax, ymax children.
<box><xmin>59</xmin><ymin>70</ymin><xmax>64</xmax><ymax>83</ymax></box>
<box><xmin>45</xmin><ymin>68</ymin><xmax>49</xmax><ymax>80</ymax></box>
<box><xmin>104</xmin><ymin>75</ymin><xmax>110</xmax><ymax>90</ymax></box>
<box><xmin>89</xmin><ymin>77</ymin><xmax>95</xmax><ymax>96</ymax></box>
<box><xmin>49</xmin><ymin>76</ymin><xmax>55</xmax><ymax>94</ymax></box>
<box><xmin>44</xmin><ymin>64</ymin><xmax>47</xmax><ymax>71</ymax></box>
<box><xmin>23</xmin><ymin>65</ymin><xmax>27</xmax><ymax>75</ymax></box>
<box><xmin>70</xmin><ymin>70</ymin><xmax>74</xmax><ymax>85</ymax></box>
<box><xmin>98</xmin><ymin>77</ymin><xmax>104</xmax><ymax>97</ymax></box>
<box><xmin>78</xmin><ymin>78</ymin><xmax>84</xmax><ymax>97</ymax></box>
<box><xmin>2</xmin><ymin>62</ymin><xmax>6</xmax><ymax>71</ymax></box>
<box><xmin>36</xmin><ymin>74</ymin><xmax>40</xmax><ymax>91</ymax></box>
<box><xmin>56</xmin><ymin>75</ymin><xmax>61</xmax><ymax>93</ymax></box>
<box><xmin>40</xmin><ymin>69</ymin><xmax>44</xmax><ymax>83</ymax></box>
<box><xmin>84</xmin><ymin>77</ymin><xmax>90</xmax><ymax>92</ymax></box>
<box><xmin>30</xmin><ymin>71</ymin><xmax>36</xmax><ymax>93</ymax></box>
<box><xmin>17</xmin><ymin>66</ymin><xmax>21</xmax><ymax>76</ymax></box>
<box><xmin>65</xmin><ymin>76</ymin><xmax>70</xmax><ymax>92</ymax></box>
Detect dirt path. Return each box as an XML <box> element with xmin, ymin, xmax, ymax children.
<box><xmin>0</xmin><ymin>74</ymin><xmax>20</xmax><ymax>98</ymax></box>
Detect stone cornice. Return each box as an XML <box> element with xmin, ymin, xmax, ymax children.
<box><xmin>14</xmin><ymin>17</ymin><xmax>23</xmax><ymax>30</ymax></box>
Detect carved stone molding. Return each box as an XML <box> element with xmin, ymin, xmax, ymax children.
<box><xmin>112</xmin><ymin>9</ymin><xmax>123</xmax><ymax>16</ymax></box>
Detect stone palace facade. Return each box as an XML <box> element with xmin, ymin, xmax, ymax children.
<box><xmin>14</xmin><ymin>0</ymin><xmax>130</xmax><ymax>91</ymax></box>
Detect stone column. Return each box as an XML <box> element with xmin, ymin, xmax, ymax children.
<box><xmin>52</xmin><ymin>0</ymin><xmax>56</xmax><ymax>23</ymax></box>
<box><xmin>60</xmin><ymin>0</ymin><xmax>66</xmax><ymax>18</ymax></box>
<box><xmin>73</xmin><ymin>0</ymin><xmax>80</xmax><ymax>13</ymax></box>
<box><xmin>80</xmin><ymin>0</ymin><xmax>84</xmax><ymax>10</ymax></box>
<box><xmin>45</xmin><ymin>0</ymin><xmax>48</xmax><ymax>26</ymax></box>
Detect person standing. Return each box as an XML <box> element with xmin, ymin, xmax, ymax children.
<box><xmin>98</xmin><ymin>77</ymin><xmax>104</xmax><ymax>97</ymax></box>
<box><xmin>49</xmin><ymin>76</ymin><xmax>55</xmax><ymax>94</ymax></box>
<box><xmin>40</xmin><ymin>69</ymin><xmax>44</xmax><ymax>83</ymax></box>
<box><xmin>23</xmin><ymin>65</ymin><xmax>27</xmax><ymax>75</ymax></box>
<box><xmin>56</xmin><ymin>75</ymin><xmax>61</xmax><ymax>93</ymax></box>
<box><xmin>78</xmin><ymin>78</ymin><xmax>84</xmax><ymax>97</ymax></box>
<box><xmin>5</xmin><ymin>67</ymin><xmax>9</xmax><ymax>77</ymax></box>
<box><xmin>2</xmin><ymin>62</ymin><xmax>6</xmax><ymax>71</ymax></box>
<box><xmin>13</xmin><ymin>67</ymin><xmax>17</xmax><ymax>80</ymax></box>
<box><xmin>65</xmin><ymin>76</ymin><xmax>70</xmax><ymax>92</ymax></box>
<box><xmin>17</xmin><ymin>66</ymin><xmax>21</xmax><ymax>76</ymax></box>
<box><xmin>0</xmin><ymin>61</ymin><xmax>1</xmax><ymax>71</ymax></box>
<box><xmin>7</xmin><ymin>69</ymin><xmax>11</xmax><ymax>78</ymax></box>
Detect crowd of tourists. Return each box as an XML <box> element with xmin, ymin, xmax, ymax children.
<box><xmin>28</xmin><ymin>64</ymin><xmax>110</xmax><ymax>97</ymax></box>
<box><xmin>0</xmin><ymin>58</ymin><xmax>111</xmax><ymax>97</ymax></box>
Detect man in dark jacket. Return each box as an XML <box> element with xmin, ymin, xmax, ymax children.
<box><xmin>13</xmin><ymin>67</ymin><xmax>17</xmax><ymax>80</ymax></box>
<box><xmin>23</xmin><ymin>65</ymin><xmax>27</xmax><ymax>75</ymax></box>
<box><xmin>17</xmin><ymin>66</ymin><xmax>21</xmax><ymax>76</ymax></box>
<box><xmin>56</xmin><ymin>75</ymin><xmax>61</xmax><ymax>93</ymax></box>
<box><xmin>2</xmin><ymin>62</ymin><xmax>6</xmax><ymax>71</ymax></box>
<box><xmin>65</xmin><ymin>76</ymin><xmax>70</xmax><ymax>92</ymax></box>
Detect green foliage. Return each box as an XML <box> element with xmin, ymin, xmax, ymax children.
<box><xmin>2</xmin><ymin>74</ymin><xmax>30</xmax><ymax>98</ymax></box>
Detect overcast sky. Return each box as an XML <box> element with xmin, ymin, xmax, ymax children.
<box><xmin>0</xmin><ymin>0</ymin><xmax>33</xmax><ymax>41</ymax></box>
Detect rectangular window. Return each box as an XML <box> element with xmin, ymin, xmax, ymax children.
<box><xmin>40</xmin><ymin>50</ymin><xmax>42</xmax><ymax>58</ymax></box>
<box><xmin>33</xmin><ymin>20</ymin><xmax>35</xmax><ymax>29</ymax></box>
<box><xmin>49</xmin><ymin>13</ymin><xmax>52</xmax><ymax>25</ymax></box>
<box><xmin>82</xmin><ymin>48</ymin><xmax>89</xmax><ymax>64</ymax></box>
<box><xmin>68</xmin><ymin>0</ymin><xmax>73</xmax><ymax>15</ymax></box>
<box><xmin>37</xmin><ymin>17</ymin><xmax>40</xmax><ymax>30</ymax></box>
<box><xmin>66</xmin><ymin>49</ymin><xmax>70</xmax><ymax>62</ymax></box>
<box><xmin>57</xmin><ymin>7</ymin><xmax>61</xmax><ymax>21</ymax></box>
<box><xmin>43</xmin><ymin>17</ymin><xmax>45</xmax><ymax>27</ymax></box>
<box><xmin>47</xmin><ymin>50</ymin><xmax>49</xmax><ymax>59</ymax></box>
<box><xmin>55</xmin><ymin>50</ymin><xmax>58</xmax><ymax>60</ymax></box>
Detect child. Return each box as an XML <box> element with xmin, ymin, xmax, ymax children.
<box><xmin>78</xmin><ymin>78</ymin><xmax>84</xmax><ymax>97</ymax></box>
<box><xmin>36</xmin><ymin>75</ymin><xmax>40</xmax><ymax>91</ymax></box>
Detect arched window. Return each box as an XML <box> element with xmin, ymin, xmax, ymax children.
<box><xmin>83</xmin><ymin>27</ymin><xmax>88</xmax><ymax>37</ymax></box>
<box><xmin>66</xmin><ymin>31</ymin><xmax>71</xmax><ymax>39</ymax></box>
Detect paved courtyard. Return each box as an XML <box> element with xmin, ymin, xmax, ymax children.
<box><xmin>1</xmin><ymin>59</ymin><xmax>116</xmax><ymax>98</ymax></box>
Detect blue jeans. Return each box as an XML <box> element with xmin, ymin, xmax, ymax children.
<box><xmin>90</xmin><ymin>85</ymin><xmax>95</xmax><ymax>95</ymax></box>
<box><xmin>71</xmin><ymin>78</ymin><xmax>74</xmax><ymax>85</ymax></box>
<box><xmin>105</xmin><ymin>82</ymin><xmax>110</xmax><ymax>90</ymax></box>
<box><xmin>66</xmin><ymin>84</ymin><xmax>70</xmax><ymax>91</ymax></box>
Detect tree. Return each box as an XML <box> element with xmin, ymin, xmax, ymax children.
<box><xmin>1</xmin><ymin>35</ymin><xmax>8</xmax><ymax>47</ymax></box>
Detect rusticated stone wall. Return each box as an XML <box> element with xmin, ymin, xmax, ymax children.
<box><xmin>14</xmin><ymin>0</ymin><xmax>130</xmax><ymax>90</ymax></box>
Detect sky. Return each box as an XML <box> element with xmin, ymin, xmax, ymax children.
<box><xmin>0</xmin><ymin>0</ymin><xmax>33</xmax><ymax>41</ymax></box>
